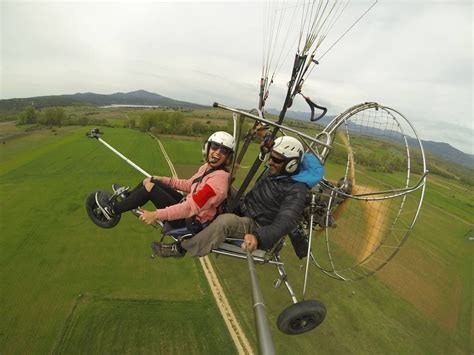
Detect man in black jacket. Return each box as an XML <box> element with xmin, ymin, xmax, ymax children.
<box><xmin>153</xmin><ymin>136</ymin><xmax>309</xmax><ymax>257</ymax></box>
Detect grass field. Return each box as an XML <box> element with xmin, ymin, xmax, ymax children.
<box><xmin>0</xmin><ymin>125</ymin><xmax>237</xmax><ymax>354</ymax></box>
<box><xmin>55</xmin><ymin>296</ymin><xmax>231</xmax><ymax>354</ymax></box>
<box><xmin>1</xmin><ymin>123</ymin><xmax>472</xmax><ymax>354</ymax></box>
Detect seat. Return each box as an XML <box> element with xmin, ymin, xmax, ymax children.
<box><xmin>212</xmin><ymin>240</ymin><xmax>284</xmax><ymax>265</ymax></box>
<box><xmin>215</xmin><ymin>242</ymin><xmax>267</xmax><ymax>259</ymax></box>
<box><xmin>162</xmin><ymin>221</ymin><xmax>194</xmax><ymax>239</ymax></box>
<box><xmin>162</xmin><ymin>222</ymin><xmax>283</xmax><ymax>265</ymax></box>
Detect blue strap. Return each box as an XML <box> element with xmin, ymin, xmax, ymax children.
<box><xmin>291</xmin><ymin>153</ymin><xmax>324</xmax><ymax>188</ymax></box>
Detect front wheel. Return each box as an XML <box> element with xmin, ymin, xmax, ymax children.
<box><xmin>277</xmin><ymin>300</ymin><xmax>326</xmax><ymax>335</ymax></box>
<box><xmin>85</xmin><ymin>191</ymin><xmax>121</xmax><ymax>229</ymax></box>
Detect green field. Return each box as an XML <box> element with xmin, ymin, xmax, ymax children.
<box><xmin>1</xmin><ymin>123</ymin><xmax>473</xmax><ymax>354</ymax></box>
<box><xmin>0</xmin><ymin>126</ymin><xmax>236</xmax><ymax>354</ymax></box>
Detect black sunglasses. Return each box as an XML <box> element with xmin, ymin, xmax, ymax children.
<box><xmin>269</xmin><ymin>154</ymin><xmax>285</xmax><ymax>165</ymax></box>
<box><xmin>209</xmin><ymin>142</ymin><xmax>232</xmax><ymax>156</ymax></box>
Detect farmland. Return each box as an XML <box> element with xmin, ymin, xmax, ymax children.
<box><xmin>0</xmin><ymin>125</ymin><xmax>236</xmax><ymax>354</ymax></box>
<box><xmin>0</xmin><ymin>115</ymin><xmax>472</xmax><ymax>354</ymax></box>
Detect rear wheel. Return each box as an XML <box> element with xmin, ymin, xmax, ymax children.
<box><xmin>277</xmin><ymin>300</ymin><xmax>326</xmax><ymax>335</ymax></box>
<box><xmin>85</xmin><ymin>191</ymin><xmax>121</xmax><ymax>229</ymax></box>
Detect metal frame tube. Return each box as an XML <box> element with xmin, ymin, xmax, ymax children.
<box><xmin>247</xmin><ymin>252</ymin><xmax>275</xmax><ymax>355</ymax></box>
<box><xmin>274</xmin><ymin>254</ymin><xmax>298</xmax><ymax>304</ymax></box>
<box><xmin>96</xmin><ymin>137</ymin><xmax>152</xmax><ymax>178</ymax></box>
<box><xmin>212</xmin><ymin>249</ymin><xmax>284</xmax><ymax>265</ymax></box>
<box><xmin>302</xmin><ymin>194</ymin><xmax>316</xmax><ymax>299</ymax></box>
<box><xmin>213</xmin><ymin>102</ymin><xmax>332</xmax><ymax>148</ymax></box>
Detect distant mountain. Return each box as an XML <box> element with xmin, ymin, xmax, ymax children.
<box><xmin>1</xmin><ymin>91</ymin><xmax>472</xmax><ymax>168</ymax></box>
<box><xmin>421</xmin><ymin>141</ymin><xmax>474</xmax><ymax>168</ymax></box>
<box><xmin>0</xmin><ymin>90</ymin><xmax>206</xmax><ymax>111</ymax></box>
<box><xmin>67</xmin><ymin>90</ymin><xmax>206</xmax><ymax>108</ymax></box>
<box><xmin>266</xmin><ymin>108</ymin><xmax>335</xmax><ymax>126</ymax></box>
<box><xmin>267</xmin><ymin>108</ymin><xmax>474</xmax><ymax>169</ymax></box>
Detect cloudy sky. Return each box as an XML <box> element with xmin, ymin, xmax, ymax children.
<box><xmin>1</xmin><ymin>0</ymin><xmax>472</xmax><ymax>154</ymax></box>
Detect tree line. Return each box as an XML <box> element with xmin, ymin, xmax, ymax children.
<box><xmin>329</xmin><ymin>138</ymin><xmax>422</xmax><ymax>174</ymax></box>
<box><xmin>16</xmin><ymin>105</ymin><xmax>245</xmax><ymax>138</ymax></box>
<box><xmin>14</xmin><ymin>106</ymin><xmax>474</xmax><ymax>184</ymax></box>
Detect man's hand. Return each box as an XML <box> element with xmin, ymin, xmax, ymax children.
<box><xmin>139</xmin><ymin>208</ymin><xmax>159</xmax><ymax>225</ymax></box>
<box><xmin>241</xmin><ymin>234</ymin><xmax>258</xmax><ymax>252</ymax></box>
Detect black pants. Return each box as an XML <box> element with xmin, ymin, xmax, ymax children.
<box><xmin>113</xmin><ymin>181</ymin><xmax>186</xmax><ymax>228</ymax></box>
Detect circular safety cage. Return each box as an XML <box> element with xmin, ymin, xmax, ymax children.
<box><xmin>307</xmin><ymin>103</ymin><xmax>428</xmax><ymax>281</ymax></box>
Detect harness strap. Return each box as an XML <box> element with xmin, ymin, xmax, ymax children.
<box><xmin>187</xmin><ymin>165</ymin><xmax>226</xmax><ymax>227</ymax></box>
<box><xmin>191</xmin><ymin>167</ymin><xmax>217</xmax><ymax>191</ymax></box>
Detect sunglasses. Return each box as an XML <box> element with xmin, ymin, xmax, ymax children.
<box><xmin>209</xmin><ymin>142</ymin><xmax>232</xmax><ymax>156</ymax></box>
<box><xmin>269</xmin><ymin>154</ymin><xmax>285</xmax><ymax>165</ymax></box>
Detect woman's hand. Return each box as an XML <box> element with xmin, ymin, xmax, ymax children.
<box><xmin>138</xmin><ymin>208</ymin><xmax>159</xmax><ymax>225</ymax></box>
<box><xmin>241</xmin><ymin>234</ymin><xmax>258</xmax><ymax>252</ymax></box>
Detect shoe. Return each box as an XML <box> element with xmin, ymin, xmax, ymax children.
<box><xmin>112</xmin><ymin>183</ymin><xmax>130</xmax><ymax>198</ymax></box>
<box><xmin>95</xmin><ymin>192</ymin><xmax>115</xmax><ymax>220</ymax></box>
<box><xmin>151</xmin><ymin>241</ymin><xmax>185</xmax><ymax>258</ymax></box>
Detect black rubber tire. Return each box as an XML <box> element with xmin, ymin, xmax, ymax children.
<box><xmin>85</xmin><ymin>191</ymin><xmax>121</xmax><ymax>229</ymax></box>
<box><xmin>277</xmin><ymin>300</ymin><xmax>326</xmax><ymax>335</ymax></box>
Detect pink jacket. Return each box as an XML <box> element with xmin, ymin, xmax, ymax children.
<box><xmin>154</xmin><ymin>163</ymin><xmax>230</xmax><ymax>223</ymax></box>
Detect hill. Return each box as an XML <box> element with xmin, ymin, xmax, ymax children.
<box><xmin>68</xmin><ymin>90</ymin><xmax>206</xmax><ymax>108</ymax></box>
<box><xmin>267</xmin><ymin>108</ymin><xmax>474</xmax><ymax>169</ymax></box>
<box><xmin>1</xmin><ymin>91</ymin><xmax>472</xmax><ymax>169</ymax></box>
<box><xmin>421</xmin><ymin>140</ymin><xmax>474</xmax><ymax>168</ymax></box>
<box><xmin>0</xmin><ymin>90</ymin><xmax>206</xmax><ymax>113</ymax></box>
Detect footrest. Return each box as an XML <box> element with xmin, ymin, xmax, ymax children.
<box><xmin>213</xmin><ymin>242</ymin><xmax>267</xmax><ymax>259</ymax></box>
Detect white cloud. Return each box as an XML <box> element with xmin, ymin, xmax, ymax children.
<box><xmin>1</xmin><ymin>0</ymin><xmax>472</xmax><ymax>153</ymax></box>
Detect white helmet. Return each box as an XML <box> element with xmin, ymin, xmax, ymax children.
<box><xmin>203</xmin><ymin>131</ymin><xmax>235</xmax><ymax>162</ymax></box>
<box><xmin>208</xmin><ymin>131</ymin><xmax>235</xmax><ymax>150</ymax></box>
<box><xmin>272</xmin><ymin>136</ymin><xmax>304</xmax><ymax>174</ymax></box>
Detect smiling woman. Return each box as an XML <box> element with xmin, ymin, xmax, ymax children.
<box><xmin>89</xmin><ymin>131</ymin><xmax>235</xmax><ymax>235</ymax></box>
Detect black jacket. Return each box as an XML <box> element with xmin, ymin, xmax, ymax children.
<box><xmin>237</xmin><ymin>174</ymin><xmax>308</xmax><ymax>250</ymax></box>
